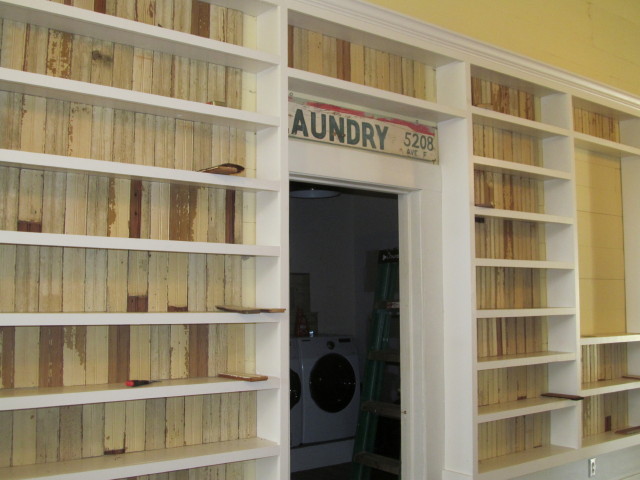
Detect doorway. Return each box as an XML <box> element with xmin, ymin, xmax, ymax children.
<box><xmin>289</xmin><ymin>181</ymin><xmax>400</xmax><ymax>479</ymax></box>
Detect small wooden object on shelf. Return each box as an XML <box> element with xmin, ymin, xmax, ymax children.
<box><xmin>541</xmin><ymin>392</ymin><xmax>584</xmax><ymax>401</ymax></box>
<box><xmin>199</xmin><ymin>163</ymin><xmax>245</xmax><ymax>175</ymax></box>
<box><xmin>216</xmin><ymin>305</ymin><xmax>286</xmax><ymax>313</ymax></box>
<box><xmin>218</xmin><ymin>372</ymin><xmax>269</xmax><ymax>382</ymax></box>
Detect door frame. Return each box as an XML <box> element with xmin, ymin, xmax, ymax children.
<box><xmin>288</xmin><ymin>137</ymin><xmax>445</xmax><ymax>478</ymax></box>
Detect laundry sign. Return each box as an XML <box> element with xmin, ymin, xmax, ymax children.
<box><xmin>288</xmin><ymin>96</ymin><xmax>438</xmax><ymax>163</ymax></box>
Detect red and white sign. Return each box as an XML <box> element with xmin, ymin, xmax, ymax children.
<box><xmin>288</xmin><ymin>96</ymin><xmax>438</xmax><ymax>163</ymax></box>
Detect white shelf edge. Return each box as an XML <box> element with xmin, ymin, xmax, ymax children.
<box><xmin>0</xmin><ymin>0</ymin><xmax>279</xmax><ymax>73</ymax></box>
<box><xmin>581</xmin><ymin>378</ymin><xmax>640</xmax><ymax>396</ymax></box>
<box><xmin>477</xmin><ymin>351</ymin><xmax>575</xmax><ymax>370</ymax></box>
<box><xmin>0</xmin><ymin>149</ymin><xmax>280</xmax><ymax>193</ymax></box>
<box><xmin>474</xmin><ymin>206</ymin><xmax>573</xmax><ymax>225</ymax></box>
<box><xmin>473</xmin><ymin>156</ymin><xmax>573</xmax><ymax>181</ymax></box>
<box><xmin>0</xmin><ymin>376</ymin><xmax>280</xmax><ymax>411</ymax></box>
<box><xmin>477</xmin><ymin>444</ymin><xmax>576</xmax><ymax>480</ymax></box>
<box><xmin>477</xmin><ymin>433</ymin><xmax>640</xmax><ymax>480</ymax></box>
<box><xmin>0</xmin><ymin>311</ymin><xmax>285</xmax><ymax>326</ymax></box>
<box><xmin>199</xmin><ymin>0</ymin><xmax>278</xmax><ymax>17</ymax></box>
<box><xmin>475</xmin><ymin>258</ymin><xmax>574</xmax><ymax>269</ymax></box>
<box><xmin>574</xmin><ymin>132</ymin><xmax>640</xmax><ymax>158</ymax></box>
<box><xmin>475</xmin><ymin>307</ymin><xmax>576</xmax><ymax>319</ymax></box>
<box><xmin>0</xmin><ymin>68</ymin><xmax>279</xmax><ymax>131</ymax></box>
<box><xmin>581</xmin><ymin>333</ymin><xmax>640</xmax><ymax>345</ymax></box>
<box><xmin>471</xmin><ymin>106</ymin><xmax>570</xmax><ymax>138</ymax></box>
<box><xmin>581</xmin><ymin>431</ymin><xmax>640</xmax><ymax>451</ymax></box>
<box><xmin>0</xmin><ymin>437</ymin><xmax>279</xmax><ymax>480</ymax></box>
<box><xmin>287</xmin><ymin>67</ymin><xmax>466</xmax><ymax>122</ymax></box>
<box><xmin>477</xmin><ymin>397</ymin><xmax>576</xmax><ymax>424</ymax></box>
<box><xmin>0</xmin><ymin>231</ymin><xmax>280</xmax><ymax>256</ymax></box>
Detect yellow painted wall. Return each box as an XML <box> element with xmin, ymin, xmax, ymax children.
<box><xmin>365</xmin><ymin>0</ymin><xmax>640</xmax><ymax>97</ymax></box>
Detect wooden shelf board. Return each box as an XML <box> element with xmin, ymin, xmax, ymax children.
<box><xmin>0</xmin><ymin>68</ymin><xmax>278</xmax><ymax>131</ymax></box>
<box><xmin>477</xmin><ymin>397</ymin><xmax>576</xmax><ymax>423</ymax></box>
<box><xmin>0</xmin><ymin>437</ymin><xmax>279</xmax><ymax>480</ymax></box>
<box><xmin>473</xmin><ymin>156</ymin><xmax>572</xmax><ymax>181</ymax></box>
<box><xmin>581</xmin><ymin>333</ymin><xmax>640</xmax><ymax>345</ymax></box>
<box><xmin>0</xmin><ymin>230</ymin><xmax>280</xmax><ymax>257</ymax></box>
<box><xmin>475</xmin><ymin>258</ymin><xmax>574</xmax><ymax>269</ymax></box>
<box><xmin>0</xmin><ymin>311</ymin><xmax>284</xmax><ymax>327</ymax></box>
<box><xmin>288</xmin><ymin>68</ymin><xmax>466</xmax><ymax>123</ymax></box>
<box><xmin>574</xmin><ymin>133</ymin><xmax>640</xmax><ymax>158</ymax></box>
<box><xmin>472</xmin><ymin>107</ymin><xmax>570</xmax><ymax>139</ymax></box>
<box><xmin>581</xmin><ymin>377</ymin><xmax>640</xmax><ymax>396</ymax></box>
<box><xmin>0</xmin><ymin>376</ymin><xmax>280</xmax><ymax>411</ymax></box>
<box><xmin>477</xmin><ymin>444</ymin><xmax>575</xmax><ymax>479</ymax></box>
<box><xmin>0</xmin><ymin>0</ymin><xmax>279</xmax><ymax>72</ymax></box>
<box><xmin>0</xmin><ymin>149</ymin><xmax>279</xmax><ymax>193</ymax></box>
<box><xmin>477</xmin><ymin>351</ymin><xmax>575</xmax><ymax>370</ymax></box>
<box><xmin>475</xmin><ymin>307</ymin><xmax>576</xmax><ymax>319</ymax></box>
<box><xmin>474</xmin><ymin>206</ymin><xmax>574</xmax><ymax>225</ymax></box>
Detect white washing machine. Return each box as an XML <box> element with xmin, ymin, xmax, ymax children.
<box><xmin>297</xmin><ymin>335</ymin><xmax>360</xmax><ymax>444</ymax></box>
<box><xmin>290</xmin><ymin>338</ymin><xmax>303</xmax><ymax>447</ymax></box>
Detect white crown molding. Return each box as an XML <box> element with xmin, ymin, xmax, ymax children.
<box><xmin>285</xmin><ymin>0</ymin><xmax>640</xmax><ymax>112</ymax></box>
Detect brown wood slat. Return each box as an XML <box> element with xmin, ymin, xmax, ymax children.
<box><xmin>189</xmin><ymin>324</ymin><xmax>209</xmax><ymax>377</ymax></box>
<box><xmin>129</xmin><ymin>179</ymin><xmax>143</xmax><ymax>239</ymax></box>
<box><xmin>94</xmin><ymin>0</ymin><xmax>107</xmax><ymax>14</ymax></box>
<box><xmin>169</xmin><ymin>184</ymin><xmax>191</xmax><ymax>242</ymax></box>
<box><xmin>225</xmin><ymin>190</ymin><xmax>236</xmax><ymax>244</ymax></box>
<box><xmin>39</xmin><ymin>326</ymin><xmax>64</xmax><ymax>387</ymax></box>
<box><xmin>1</xmin><ymin>327</ymin><xmax>15</xmax><ymax>388</ymax></box>
<box><xmin>108</xmin><ymin>325</ymin><xmax>130</xmax><ymax>383</ymax></box>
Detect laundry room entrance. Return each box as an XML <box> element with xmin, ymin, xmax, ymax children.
<box><xmin>289</xmin><ymin>181</ymin><xmax>400</xmax><ymax>479</ymax></box>
<box><xmin>286</xmin><ymin>97</ymin><xmax>453</xmax><ymax>478</ymax></box>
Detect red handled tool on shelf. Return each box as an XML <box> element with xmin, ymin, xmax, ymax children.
<box><xmin>124</xmin><ymin>380</ymin><xmax>158</xmax><ymax>387</ymax></box>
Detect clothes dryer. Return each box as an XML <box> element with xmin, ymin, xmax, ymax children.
<box><xmin>297</xmin><ymin>335</ymin><xmax>360</xmax><ymax>444</ymax></box>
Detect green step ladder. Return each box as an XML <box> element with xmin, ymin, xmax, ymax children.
<box><xmin>352</xmin><ymin>248</ymin><xmax>401</xmax><ymax>480</ymax></box>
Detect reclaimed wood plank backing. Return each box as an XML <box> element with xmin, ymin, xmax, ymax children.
<box><xmin>478</xmin><ymin>365</ymin><xmax>547</xmax><ymax>406</ymax></box>
<box><xmin>0</xmin><ymin>90</ymin><xmax>254</xmax><ymax>173</ymax></box>
<box><xmin>582</xmin><ymin>392</ymin><xmax>628</xmax><ymax>438</ymax></box>
<box><xmin>478</xmin><ymin>412</ymin><xmax>550</xmax><ymax>461</ymax></box>
<box><xmin>472</xmin><ymin>77</ymin><xmax>538</xmax><ymax>121</ymax></box>
<box><xmin>288</xmin><ymin>25</ymin><xmax>436</xmax><ymax>101</ymax></box>
<box><xmin>2</xmin><ymin>18</ymin><xmax>252</xmax><ymax>115</ymax></box>
<box><xmin>0</xmin><ymin>325</ymin><xmax>246</xmax><ymax>389</ymax></box>
<box><xmin>2</xmin><ymin>3</ymin><xmax>259</xmax><ymax>475</ymax></box>
<box><xmin>0</xmin><ymin>392</ymin><xmax>257</xmax><ymax>465</ymax></box>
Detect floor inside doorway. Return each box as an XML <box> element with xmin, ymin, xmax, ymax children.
<box><xmin>291</xmin><ymin>463</ymin><xmax>397</xmax><ymax>480</ymax></box>
<box><xmin>291</xmin><ymin>463</ymin><xmax>351</xmax><ymax>480</ymax></box>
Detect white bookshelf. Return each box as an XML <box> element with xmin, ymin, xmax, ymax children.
<box><xmin>0</xmin><ymin>149</ymin><xmax>281</xmax><ymax>192</ymax></box>
<box><xmin>287</xmin><ymin>67</ymin><xmax>466</xmax><ymax>123</ymax></box>
<box><xmin>0</xmin><ymin>438</ymin><xmax>280</xmax><ymax>480</ymax></box>
<box><xmin>0</xmin><ymin>0</ymin><xmax>638</xmax><ymax>478</ymax></box>
<box><xmin>0</xmin><ymin>67</ymin><xmax>278</xmax><ymax>130</ymax></box>
<box><xmin>0</xmin><ymin>0</ymin><xmax>287</xmax><ymax>478</ymax></box>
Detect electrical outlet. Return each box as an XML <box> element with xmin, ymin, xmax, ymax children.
<box><xmin>588</xmin><ymin>457</ymin><xmax>597</xmax><ymax>477</ymax></box>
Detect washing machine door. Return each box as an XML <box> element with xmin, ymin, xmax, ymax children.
<box><xmin>309</xmin><ymin>353</ymin><xmax>356</xmax><ymax>413</ymax></box>
<box><xmin>290</xmin><ymin>369</ymin><xmax>301</xmax><ymax>408</ymax></box>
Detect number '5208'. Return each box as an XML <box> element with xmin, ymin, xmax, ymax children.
<box><xmin>404</xmin><ymin>132</ymin><xmax>435</xmax><ymax>151</ymax></box>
